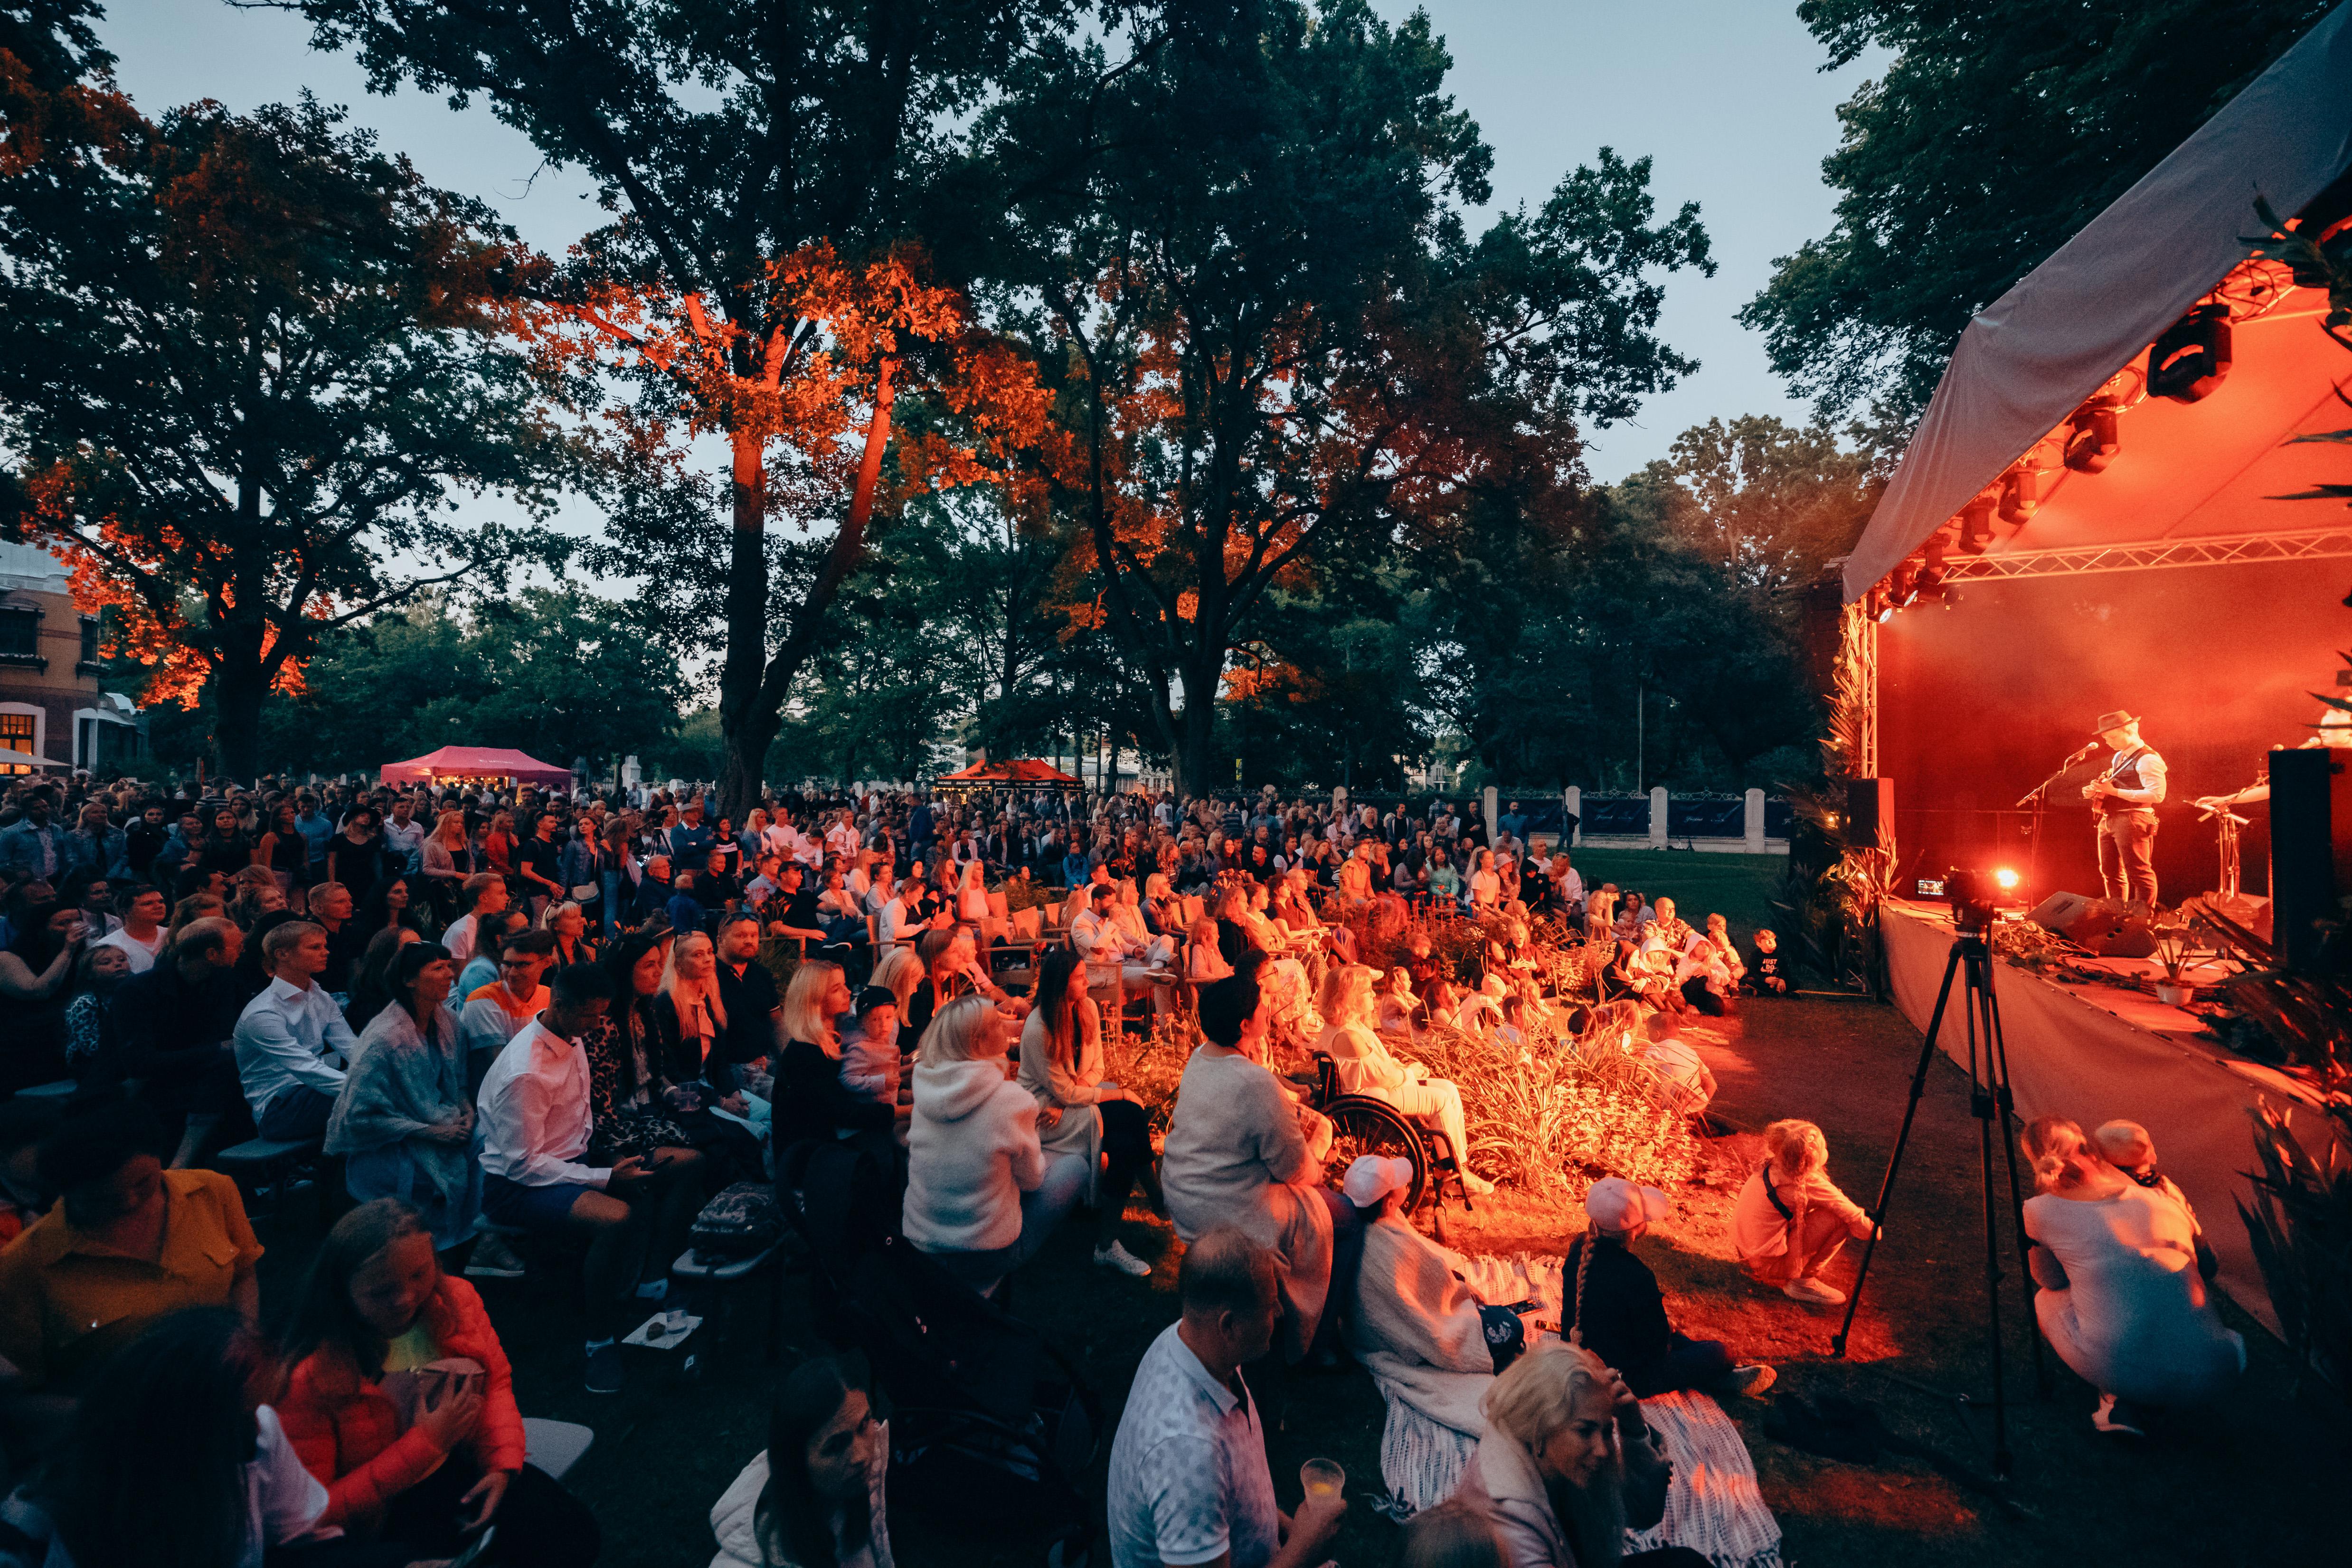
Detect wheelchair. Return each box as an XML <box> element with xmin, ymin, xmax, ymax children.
<box><xmin>1301</xmin><ymin>1054</ymin><xmax>1477</xmax><ymax>1230</ymax></box>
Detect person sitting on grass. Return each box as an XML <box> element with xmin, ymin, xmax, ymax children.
<box><xmin>1447</xmin><ymin>1340</ymin><xmax>1700</xmax><ymax>1568</ymax></box>
<box><xmin>1104</xmin><ymin>1228</ymin><xmax>1348</xmax><ymax>1568</ymax></box>
<box><xmin>475</xmin><ymin>960</ymin><xmax>704</xmax><ymax>1395</ymax></box>
<box><xmin>1161</xmin><ymin>969</ymin><xmax>1363</xmax><ymax>1363</ymax></box>
<box><xmin>708</xmin><ymin>1355</ymin><xmax>893</xmax><ymax>1568</ymax></box>
<box><xmin>2093</xmin><ymin>1120</ymin><xmax>2219</xmax><ymax>1281</ymax></box>
<box><xmin>276</xmin><ymin>1198</ymin><xmax>603</xmax><ymax>1565</ymax></box>
<box><xmin>2019</xmin><ymin>1116</ymin><xmax>2243</xmax><ymax>1437</ymax></box>
<box><xmin>1740</xmin><ymin>928</ymin><xmax>1788</xmax><ymax>995</ymax></box>
<box><xmin>1732</xmin><ymin>1119</ymin><xmax>1874</xmax><ymax>1307</ymax></box>
<box><xmin>1342</xmin><ymin>1155</ymin><xmax>1528</xmax><ymax>1375</ymax></box>
<box><xmin>1564</xmin><ymin>1178</ymin><xmax>1773</xmax><ymax>1399</ymax></box>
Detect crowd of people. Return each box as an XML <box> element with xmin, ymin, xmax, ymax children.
<box><xmin>0</xmin><ymin>770</ymin><xmax>2248</xmax><ymax>1567</ymax></box>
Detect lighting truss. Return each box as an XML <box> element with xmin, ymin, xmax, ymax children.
<box><xmin>1941</xmin><ymin>527</ymin><xmax>2352</xmax><ymax>582</ymax></box>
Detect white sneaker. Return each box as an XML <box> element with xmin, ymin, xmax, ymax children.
<box><xmin>1783</xmin><ymin>1275</ymin><xmax>1848</xmax><ymax>1306</ymax></box>
<box><xmin>1095</xmin><ymin>1240</ymin><xmax>1152</xmax><ymax>1277</ymax></box>
<box><xmin>1460</xmin><ymin>1171</ymin><xmax>1498</xmax><ymax>1196</ymax></box>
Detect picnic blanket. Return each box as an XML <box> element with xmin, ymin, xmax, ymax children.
<box><xmin>1360</xmin><ymin>1251</ymin><xmax>1782</xmax><ymax>1568</ymax></box>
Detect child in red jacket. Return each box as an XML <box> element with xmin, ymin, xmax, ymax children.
<box><xmin>276</xmin><ymin>1198</ymin><xmax>602</xmax><ymax>1565</ymax></box>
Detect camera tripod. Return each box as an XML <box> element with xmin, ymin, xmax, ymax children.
<box><xmin>1831</xmin><ymin>920</ymin><xmax>2042</xmax><ymax>1479</ymax></box>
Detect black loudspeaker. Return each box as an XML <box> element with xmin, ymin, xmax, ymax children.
<box><xmin>2027</xmin><ymin>890</ymin><xmax>2158</xmax><ymax>958</ymax></box>
<box><xmin>1845</xmin><ymin>776</ymin><xmax>1895</xmax><ymax>849</ymax></box>
<box><xmin>2269</xmin><ymin>747</ymin><xmax>2352</xmax><ymax>972</ymax></box>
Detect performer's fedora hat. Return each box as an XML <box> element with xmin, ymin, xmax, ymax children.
<box><xmin>2091</xmin><ymin>709</ymin><xmax>2140</xmax><ymax>734</ymax></box>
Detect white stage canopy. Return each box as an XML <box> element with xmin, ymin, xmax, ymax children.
<box><xmin>1845</xmin><ymin>3</ymin><xmax>2352</xmax><ymax>602</ymax></box>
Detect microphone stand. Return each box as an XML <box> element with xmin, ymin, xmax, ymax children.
<box><xmin>2015</xmin><ymin>747</ymin><xmax>2095</xmax><ymax>897</ymax></box>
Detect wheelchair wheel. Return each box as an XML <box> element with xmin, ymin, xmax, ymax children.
<box><xmin>1320</xmin><ymin>1094</ymin><xmax>1429</xmax><ymax>1213</ymax></box>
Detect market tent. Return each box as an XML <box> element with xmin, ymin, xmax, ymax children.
<box><xmin>380</xmin><ymin>746</ymin><xmax>575</xmax><ymax>788</ymax></box>
<box><xmin>0</xmin><ymin>746</ymin><xmax>66</xmax><ymax>772</ymax></box>
<box><xmin>1845</xmin><ymin>2</ymin><xmax>2352</xmax><ymax>600</ymax></box>
<box><xmin>935</xmin><ymin>757</ymin><xmax>1084</xmax><ymax>791</ymax></box>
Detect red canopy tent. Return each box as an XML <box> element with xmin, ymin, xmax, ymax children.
<box><xmin>379</xmin><ymin>746</ymin><xmax>575</xmax><ymax>789</ymax></box>
<box><xmin>934</xmin><ymin>757</ymin><xmax>1085</xmax><ymax>795</ymax></box>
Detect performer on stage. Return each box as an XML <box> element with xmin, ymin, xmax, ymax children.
<box><xmin>2082</xmin><ymin>710</ymin><xmax>2164</xmax><ymax>909</ymax></box>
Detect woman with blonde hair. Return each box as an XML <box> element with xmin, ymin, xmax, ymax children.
<box><xmin>905</xmin><ymin>992</ymin><xmax>1086</xmax><ymax>1295</ymax></box>
<box><xmin>1186</xmin><ymin>916</ymin><xmax>1233</xmax><ymax>983</ymax></box>
<box><xmin>419</xmin><ymin>808</ymin><xmax>474</xmax><ymax>923</ymax></box>
<box><xmin>2018</xmin><ymin>1116</ymin><xmax>2243</xmax><ymax>1434</ymax></box>
<box><xmin>1731</xmin><ymin>1119</ymin><xmax>1874</xmax><ymax>1305</ymax></box>
<box><xmin>869</xmin><ymin>944</ymin><xmax>922</xmax><ymax>1020</ymax></box>
<box><xmin>661</xmin><ymin>929</ymin><xmax>728</xmax><ymax>1076</ymax></box>
<box><xmin>772</xmin><ymin>958</ymin><xmax>892</xmax><ymax>1154</ymax></box>
<box><xmin>954</xmin><ymin>858</ymin><xmax>991</xmax><ymax>927</ymax></box>
<box><xmin>1316</xmin><ymin>965</ymin><xmax>1493</xmax><ymax>1194</ymax></box>
<box><xmin>1445</xmin><ymin>1341</ymin><xmax>1676</xmax><ymax>1568</ymax></box>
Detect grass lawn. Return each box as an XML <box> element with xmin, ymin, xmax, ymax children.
<box><xmin>249</xmin><ymin>993</ymin><xmax>2349</xmax><ymax>1566</ymax></box>
<box><xmin>1558</xmin><ymin>846</ymin><xmax>1788</xmax><ymax>940</ymax></box>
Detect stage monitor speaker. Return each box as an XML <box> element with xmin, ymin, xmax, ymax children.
<box><xmin>2026</xmin><ymin>890</ymin><xmax>2158</xmax><ymax>958</ymax></box>
<box><xmin>2269</xmin><ymin>747</ymin><xmax>2351</xmax><ymax>972</ymax></box>
<box><xmin>1845</xmin><ymin>776</ymin><xmax>1895</xmax><ymax>850</ymax></box>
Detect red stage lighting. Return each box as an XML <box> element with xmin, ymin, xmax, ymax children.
<box><xmin>1998</xmin><ymin>468</ymin><xmax>2040</xmax><ymax>525</ymax></box>
<box><xmin>1993</xmin><ymin>867</ymin><xmax>2021</xmax><ymax>892</ymax></box>
<box><xmin>2064</xmin><ymin>405</ymin><xmax>2121</xmax><ymax>473</ymax></box>
<box><xmin>1957</xmin><ymin>497</ymin><xmax>1997</xmax><ymax>554</ymax></box>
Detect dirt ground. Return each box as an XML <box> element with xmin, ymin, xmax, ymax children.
<box><xmin>250</xmin><ymin>994</ymin><xmax>2351</xmax><ymax>1567</ymax></box>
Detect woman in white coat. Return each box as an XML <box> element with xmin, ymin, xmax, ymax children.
<box><xmin>1315</xmin><ymin>964</ymin><xmax>1495</xmax><ymax>1194</ymax></box>
<box><xmin>709</xmin><ymin>1356</ymin><xmax>893</xmax><ymax>1568</ymax></box>
<box><xmin>2019</xmin><ymin>1117</ymin><xmax>2243</xmax><ymax>1434</ymax></box>
<box><xmin>902</xmin><ymin>993</ymin><xmax>1086</xmax><ymax>1296</ymax></box>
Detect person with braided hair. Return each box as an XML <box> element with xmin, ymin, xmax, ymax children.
<box><xmin>1562</xmin><ymin>1180</ymin><xmax>1773</xmax><ymax>1399</ymax></box>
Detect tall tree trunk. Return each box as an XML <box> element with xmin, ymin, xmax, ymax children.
<box><xmin>211</xmin><ymin>654</ymin><xmax>267</xmax><ymax>784</ymax></box>
<box><xmin>1176</xmin><ymin>658</ymin><xmax>1221</xmax><ymax>798</ymax></box>
<box><xmin>718</xmin><ymin>430</ymin><xmax>771</xmax><ymax>819</ymax></box>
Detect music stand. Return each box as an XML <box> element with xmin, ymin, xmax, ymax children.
<box><xmin>2194</xmin><ymin>799</ymin><xmax>2251</xmax><ymax>900</ymax></box>
<box><xmin>1831</xmin><ymin>885</ymin><xmax>2042</xmax><ymax>1480</ymax></box>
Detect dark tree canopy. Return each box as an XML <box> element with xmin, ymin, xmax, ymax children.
<box><xmin>1743</xmin><ymin>0</ymin><xmax>2338</xmax><ymax>432</ymax></box>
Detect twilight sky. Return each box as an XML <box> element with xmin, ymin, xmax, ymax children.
<box><xmin>94</xmin><ymin>0</ymin><xmax>1875</xmax><ymax>482</ymax></box>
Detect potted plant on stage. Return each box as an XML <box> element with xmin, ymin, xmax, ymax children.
<box><xmin>2153</xmin><ymin>923</ymin><xmax>2196</xmax><ymax>1007</ymax></box>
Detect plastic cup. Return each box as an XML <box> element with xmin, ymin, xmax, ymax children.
<box><xmin>1300</xmin><ymin>1457</ymin><xmax>1344</xmax><ymax>1500</ymax></box>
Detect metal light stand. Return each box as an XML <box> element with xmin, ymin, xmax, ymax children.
<box><xmin>1831</xmin><ymin>910</ymin><xmax>2042</xmax><ymax>1480</ymax></box>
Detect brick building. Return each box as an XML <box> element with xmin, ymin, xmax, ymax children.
<box><xmin>0</xmin><ymin>541</ymin><xmax>147</xmax><ymax>776</ymax></box>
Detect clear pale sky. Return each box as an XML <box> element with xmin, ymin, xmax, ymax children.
<box><xmin>94</xmin><ymin>0</ymin><xmax>1874</xmax><ymax>482</ymax></box>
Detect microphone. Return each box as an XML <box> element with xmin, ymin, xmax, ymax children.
<box><xmin>2069</xmin><ymin>742</ymin><xmax>2099</xmax><ymax>763</ymax></box>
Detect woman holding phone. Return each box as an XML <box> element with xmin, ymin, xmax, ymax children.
<box><xmin>277</xmin><ymin>1198</ymin><xmax>604</xmax><ymax>1566</ymax></box>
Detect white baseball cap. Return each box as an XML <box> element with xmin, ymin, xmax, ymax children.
<box><xmin>1343</xmin><ymin>1155</ymin><xmax>1415</xmax><ymax>1209</ymax></box>
<box><xmin>1584</xmin><ymin>1177</ymin><xmax>1670</xmax><ymax>1231</ymax></box>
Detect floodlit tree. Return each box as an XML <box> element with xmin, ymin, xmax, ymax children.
<box><xmin>291</xmin><ymin>0</ymin><xmax>1093</xmax><ymax>817</ymax></box>
<box><xmin>988</xmin><ymin>0</ymin><xmax>1712</xmax><ymax>794</ymax></box>
<box><xmin>0</xmin><ymin>42</ymin><xmax>561</xmax><ymax>778</ymax></box>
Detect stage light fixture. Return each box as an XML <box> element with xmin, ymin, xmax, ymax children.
<box><xmin>2150</xmin><ymin>304</ymin><xmax>2231</xmax><ymax>402</ymax></box>
<box><xmin>1998</xmin><ymin>468</ymin><xmax>2040</xmax><ymax>526</ymax></box>
<box><xmin>2064</xmin><ymin>405</ymin><xmax>2121</xmax><ymax>473</ymax></box>
<box><xmin>1994</xmin><ymin>867</ymin><xmax>2021</xmax><ymax>893</ymax></box>
<box><xmin>1958</xmin><ymin>497</ymin><xmax>1997</xmax><ymax>554</ymax></box>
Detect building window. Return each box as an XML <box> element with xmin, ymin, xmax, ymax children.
<box><xmin>0</xmin><ymin>711</ymin><xmax>34</xmax><ymax>773</ymax></box>
<box><xmin>79</xmin><ymin>616</ymin><xmax>101</xmax><ymax>670</ymax></box>
<box><xmin>0</xmin><ymin>606</ymin><xmax>39</xmax><ymax>664</ymax></box>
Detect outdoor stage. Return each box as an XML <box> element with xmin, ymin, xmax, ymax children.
<box><xmin>1879</xmin><ymin>898</ymin><xmax>2334</xmax><ymax>1334</ymax></box>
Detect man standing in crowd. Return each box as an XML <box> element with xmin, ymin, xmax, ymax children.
<box><xmin>93</xmin><ymin>885</ymin><xmax>168</xmax><ymax>974</ymax></box>
<box><xmin>379</xmin><ymin>793</ymin><xmax>426</xmax><ymax>874</ymax></box>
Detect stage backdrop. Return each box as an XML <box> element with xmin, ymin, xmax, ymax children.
<box><xmin>1875</xmin><ymin>556</ymin><xmax>2345</xmax><ymax>908</ymax></box>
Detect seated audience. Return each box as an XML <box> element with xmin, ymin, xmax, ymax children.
<box><xmin>108</xmin><ymin>916</ymin><xmax>249</xmax><ymax>1167</ymax></box>
<box><xmin>277</xmin><ymin>1198</ymin><xmax>602</xmax><ymax>1565</ymax></box>
<box><xmin>0</xmin><ymin>1108</ymin><xmax>260</xmax><ymax>1391</ymax></box>
<box><xmin>1741</xmin><ymin>928</ymin><xmax>1788</xmax><ymax>995</ymax></box>
<box><xmin>91</xmin><ymin>884</ymin><xmax>167</xmax><ymax>974</ymax></box>
<box><xmin>1732</xmin><ymin>1119</ymin><xmax>1874</xmax><ymax>1306</ymax></box>
<box><xmin>1161</xmin><ymin>970</ymin><xmax>1361</xmax><ymax>1362</ymax></box>
<box><xmin>232</xmin><ymin>918</ymin><xmax>355</xmax><ymax>1143</ymax></box>
<box><xmin>1105</xmin><ymin>1228</ymin><xmax>1347</xmax><ymax>1568</ymax></box>
<box><xmin>2019</xmin><ymin>1116</ymin><xmax>2243</xmax><ymax>1435</ymax></box>
<box><xmin>326</xmin><ymin>942</ymin><xmax>482</xmax><ymax>1253</ymax></box>
<box><xmin>836</xmin><ymin>986</ymin><xmax>906</xmax><ymax>1121</ymax></box>
<box><xmin>1315</xmin><ymin>964</ymin><xmax>1495</xmax><ymax>1193</ymax></box>
<box><xmin>2093</xmin><ymin>1119</ymin><xmax>2219</xmax><ymax>1280</ymax></box>
<box><xmin>708</xmin><ymin>1356</ymin><xmax>891</xmax><ymax>1568</ymax></box>
<box><xmin>1403</xmin><ymin>1500</ymin><xmax>1511</xmax><ymax>1568</ymax></box>
<box><xmin>710</xmin><ymin>915</ymin><xmax>784</xmax><ymax>1095</ymax></box>
<box><xmin>903</xmin><ymin>993</ymin><xmax>1086</xmax><ymax>1296</ymax></box>
<box><xmin>458</xmin><ymin>929</ymin><xmax>556</xmax><ymax>1089</ymax></box>
<box><xmin>1448</xmin><ymin>1341</ymin><xmax>1700</xmax><ymax>1568</ymax></box>
<box><xmin>8</xmin><ymin>1307</ymin><xmax>333</xmax><ymax>1568</ymax></box>
<box><xmin>773</xmin><ymin>959</ymin><xmax>894</xmax><ymax>1152</ymax></box>
<box><xmin>345</xmin><ymin>924</ymin><xmax>425</xmax><ymax>1033</ymax></box>
<box><xmin>1019</xmin><ymin>945</ymin><xmax>1159</xmax><ymax>1278</ymax></box>
<box><xmin>1186</xmin><ymin>916</ymin><xmax>1233</xmax><ymax>984</ymax></box>
<box><xmin>1343</xmin><ymin>1156</ymin><xmax>1525</xmax><ymax>1375</ymax></box>
<box><xmin>476</xmin><ymin>961</ymin><xmax>701</xmax><ymax>1393</ymax></box>
<box><xmin>443</xmin><ymin>872</ymin><xmax>510</xmax><ymax>973</ymax></box>
<box><xmin>1635</xmin><ymin>1034</ymin><xmax>1717</xmax><ymax>1122</ymax></box>
<box><xmin>457</xmin><ymin>910</ymin><xmax>531</xmax><ymax>998</ymax></box>
<box><xmin>1564</xmin><ymin>1178</ymin><xmax>1771</xmax><ymax>1398</ymax></box>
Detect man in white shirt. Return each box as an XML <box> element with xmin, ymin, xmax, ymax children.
<box><xmin>441</xmin><ymin>872</ymin><xmax>509</xmax><ymax>972</ymax></box>
<box><xmin>93</xmin><ymin>884</ymin><xmax>169</xmax><ymax>974</ymax></box>
<box><xmin>1106</xmin><ymin>1229</ymin><xmax>1345</xmax><ymax>1568</ymax></box>
<box><xmin>476</xmin><ymin>960</ymin><xmax>705</xmax><ymax>1393</ymax></box>
<box><xmin>232</xmin><ymin>920</ymin><xmax>356</xmax><ymax>1142</ymax></box>
<box><xmin>823</xmin><ymin>808</ymin><xmax>860</xmax><ymax>861</ymax></box>
<box><xmin>1072</xmin><ymin>882</ymin><xmax>1167</xmax><ymax>1021</ymax></box>
<box><xmin>379</xmin><ymin>793</ymin><xmax>426</xmax><ymax>874</ymax></box>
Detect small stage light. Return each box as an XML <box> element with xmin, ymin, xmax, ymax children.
<box><xmin>2065</xmin><ymin>405</ymin><xmax>2120</xmax><ymax>473</ymax></box>
<box><xmin>2150</xmin><ymin>304</ymin><xmax>2231</xmax><ymax>402</ymax></box>
<box><xmin>1958</xmin><ymin>497</ymin><xmax>1997</xmax><ymax>554</ymax></box>
<box><xmin>1999</xmin><ymin>469</ymin><xmax>2039</xmax><ymax>525</ymax></box>
<box><xmin>1993</xmin><ymin>867</ymin><xmax>2021</xmax><ymax>892</ymax></box>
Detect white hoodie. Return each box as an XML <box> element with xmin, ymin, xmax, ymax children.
<box><xmin>902</xmin><ymin>1057</ymin><xmax>1044</xmax><ymax>1254</ymax></box>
